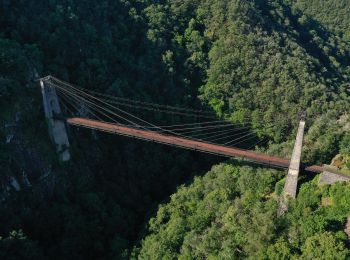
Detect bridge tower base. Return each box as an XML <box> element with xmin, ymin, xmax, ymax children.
<box><xmin>40</xmin><ymin>77</ymin><xmax>70</xmax><ymax>161</ymax></box>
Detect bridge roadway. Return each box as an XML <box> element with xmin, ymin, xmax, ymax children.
<box><xmin>67</xmin><ymin>117</ymin><xmax>323</xmax><ymax>173</ymax></box>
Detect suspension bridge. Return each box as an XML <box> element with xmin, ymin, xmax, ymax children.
<box><xmin>39</xmin><ymin>76</ymin><xmax>323</xmax><ymax>173</ymax></box>
<box><xmin>39</xmin><ymin>76</ymin><xmax>334</xmax><ymax>203</ymax></box>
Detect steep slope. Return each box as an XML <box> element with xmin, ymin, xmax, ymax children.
<box><xmin>293</xmin><ymin>0</ymin><xmax>350</xmax><ymax>41</ymax></box>
<box><xmin>137</xmin><ymin>163</ymin><xmax>350</xmax><ymax>258</ymax></box>
<box><xmin>143</xmin><ymin>0</ymin><xmax>349</xmax><ymax>162</ymax></box>
<box><xmin>0</xmin><ymin>0</ymin><xmax>349</xmax><ymax>259</ymax></box>
<box><xmin>137</xmin><ymin>0</ymin><xmax>350</xmax><ymax>258</ymax></box>
<box><xmin>197</xmin><ymin>0</ymin><xmax>349</xmax><ymax>160</ymax></box>
<box><xmin>0</xmin><ymin>1</ymin><xmax>217</xmax><ymax>259</ymax></box>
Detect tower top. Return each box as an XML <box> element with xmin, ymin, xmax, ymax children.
<box><xmin>299</xmin><ymin>110</ymin><xmax>306</xmax><ymax>121</ymax></box>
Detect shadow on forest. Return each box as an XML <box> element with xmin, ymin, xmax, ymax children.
<box><xmin>257</xmin><ymin>0</ymin><xmax>348</xmax><ymax>85</ymax></box>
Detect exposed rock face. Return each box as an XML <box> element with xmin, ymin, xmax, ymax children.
<box><xmin>1</xmin><ymin>119</ymin><xmax>51</xmax><ymax>202</ymax></box>
<box><xmin>338</xmin><ymin>114</ymin><xmax>349</xmax><ymax>131</ymax></box>
<box><xmin>331</xmin><ymin>154</ymin><xmax>345</xmax><ymax>168</ymax></box>
<box><xmin>318</xmin><ymin>170</ymin><xmax>350</xmax><ymax>186</ymax></box>
<box><xmin>321</xmin><ymin>197</ymin><xmax>332</xmax><ymax>206</ymax></box>
<box><xmin>9</xmin><ymin>176</ymin><xmax>20</xmax><ymax>191</ymax></box>
<box><xmin>345</xmin><ymin>216</ymin><xmax>350</xmax><ymax>239</ymax></box>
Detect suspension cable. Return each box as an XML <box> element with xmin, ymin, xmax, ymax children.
<box><xmin>44</xmin><ymin>77</ymin><xmax>277</xmax><ymax>150</ymax></box>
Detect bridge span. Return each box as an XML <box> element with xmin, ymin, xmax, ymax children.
<box><xmin>67</xmin><ymin>117</ymin><xmax>323</xmax><ymax>173</ymax></box>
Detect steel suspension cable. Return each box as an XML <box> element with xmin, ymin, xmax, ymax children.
<box><xmin>48</xmin><ymin>76</ymin><xmax>276</xmax><ymax>133</ymax></box>
<box><xmin>54</xmin><ymin>84</ymin><xmax>132</xmax><ymax>127</ymax></box>
<box><xmin>247</xmin><ymin>137</ymin><xmax>269</xmax><ymax>150</ymax></box>
<box><xmin>207</xmin><ymin>124</ymin><xmax>275</xmax><ymax>145</ymax></box>
<box><xmin>49</xmin><ymin>77</ymin><xmax>216</xmax><ymax>116</ymax></box>
<box><xmin>57</xmin><ymin>89</ymin><xmax>106</xmax><ymax>122</ymax></box>
<box><xmin>46</xmin><ymin>77</ymin><xmax>278</xmax><ymax>149</ymax></box>
<box><xmin>57</xmin><ymin>93</ymin><xmax>75</xmax><ymax>116</ymax></box>
<box><xmin>90</xmin><ymin>98</ymin><xmax>218</xmax><ymax>119</ymax></box>
<box><xmin>189</xmin><ymin>125</ymin><xmax>251</xmax><ymax>139</ymax></box>
<box><xmin>153</xmin><ymin>120</ymin><xmax>244</xmax><ymax>128</ymax></box>
<box><xmin>56</xmin><ymin>86</ymin><xmax>120</xmax><ymax>124</ymax></box>
<box><xmin>52</xmin><ymin>81</ymin><xmax>171</xmax><ymax>130</ymax></box>
<box><xmin>48</xmin><ymin>77</ymin><xmax>268</xmax><ymax>126</ymax></box>
<box><xmin>230</xmin><ymin>134</ymin><xmax>260</xmax><ymax>147</ymax></box>
<box><xmin>203</xmin><ymin>128</ymin><xmax>253</xmax><ymax>142</ymax></box>
<box><xmin>51</xmin><ymin>81</ymin><xmax>227</xmax><ymax>142</ymax></box>
<box><xmin>224</xmin><ymin>132</ymin><xmax>258</xmax><ymax>146</ymax></box>
<box><xmin>176</xmin><ymin>123</ymin><xmax>251</xmax><ymax>135</ymax></box>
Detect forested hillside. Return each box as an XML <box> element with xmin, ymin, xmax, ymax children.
<box><xmin>0</xmin><ymin>1</ymin><xmax>218</xmax><ymax>259</ymax></box>
<box><xmin>137</xmin><ymin>0</ymin><xmax>350</xmax><ymax>258</ymax></box>
<box><xmin>138</xmin><ymin>163</ymin><xmax>350</xmax><ymax>258</ymax></box>
<box><xmin>0</xmin><ymin>0</ymin><xmax>349</xmax><ymax>259</ymax></box>
<box><xmin>294</xmin><ymin>0</ymin><xmax>350</xmax><ymax>41</ymax></box>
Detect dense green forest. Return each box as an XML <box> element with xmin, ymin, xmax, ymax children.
<box><xmin>138</xmin><ymin>163</ymin><xmax>350</xmax><ymax>258</ymax></box>
<box><xmin>0</xmin><ymin>0</ymin><xmax>349</xmax><ymax>259</ymax></box>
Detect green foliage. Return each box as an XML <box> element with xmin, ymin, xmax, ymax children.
<box><xmin>328</xmin><ymin>183</ymin><xmax>350</xmax><ymax>218</ymax></box>
<box><xmin>0</xmin><ymin>1</ymin><xmax>216</xmax><ymax>259</ymax></box>
<box><xmin>275</xmin><ymin>178</ymin><xmax>286</xmax><ymax>196</ymax></box>
<box><xmin>303</xmin><ymin>115</ymin><xmax>343</xmax><ymax>163</ymax></box>
<box><xmin>265</xmin><ymin>238</ymin><xmax>294</xmax><ymax>259</ymax></box>
<box><xmin>294</xmin><ymin>0</ymin><xmax>350</xmax><ymax>42</ymax></box>
<box><xmin>1</xmin><ymin>0</ymin><xmax>350</xmax><ymax>259</ymax></box>
<box><xmin>340</xmin><ymin>133</ymin><xmax>350</xmax><ymax>156</ymax></box>
<box><xmin>138</xmin><ymin>163</ymin><xmax>282</xmax><ymax>258</ymax></box>
<box><xmin>0</xmin><ymin>230</ymin><xmax>44</xmax><ymax>260</ymax></box>
<box><xmin>198</xmin><ymin>0</ymin><xmax>349</xmax><ymax>152</ymax></box>
<box><xmin>138</xmin><ymin>163</ymin><xmax>350</xmax><ymax>259</ymax></box>
<box><xmin>301</xmin><ymin>232</ymin><xmax>349</xmax><ymax>259</ymax></box>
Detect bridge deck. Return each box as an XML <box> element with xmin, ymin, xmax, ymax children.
<box><xmin>67</xmin><ymin>117</ymin><xmax>323</xmax><ymax>173</ymax></box>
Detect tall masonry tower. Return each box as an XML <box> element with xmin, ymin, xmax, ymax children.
<box><xmin>40</xmin><ymin>77</ymin><xmax>70</xmax><ymax>161</ymax></box>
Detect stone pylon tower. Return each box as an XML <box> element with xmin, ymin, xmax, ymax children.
<box><xmin>279</xmin><ymin>112</ymin><xmax>306</xmax><ymax>214</ymax></box>
<box><xmin>40</xmin><ymin>77</ymin><xmax>70</xmax><ymax>161</ymax></box>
